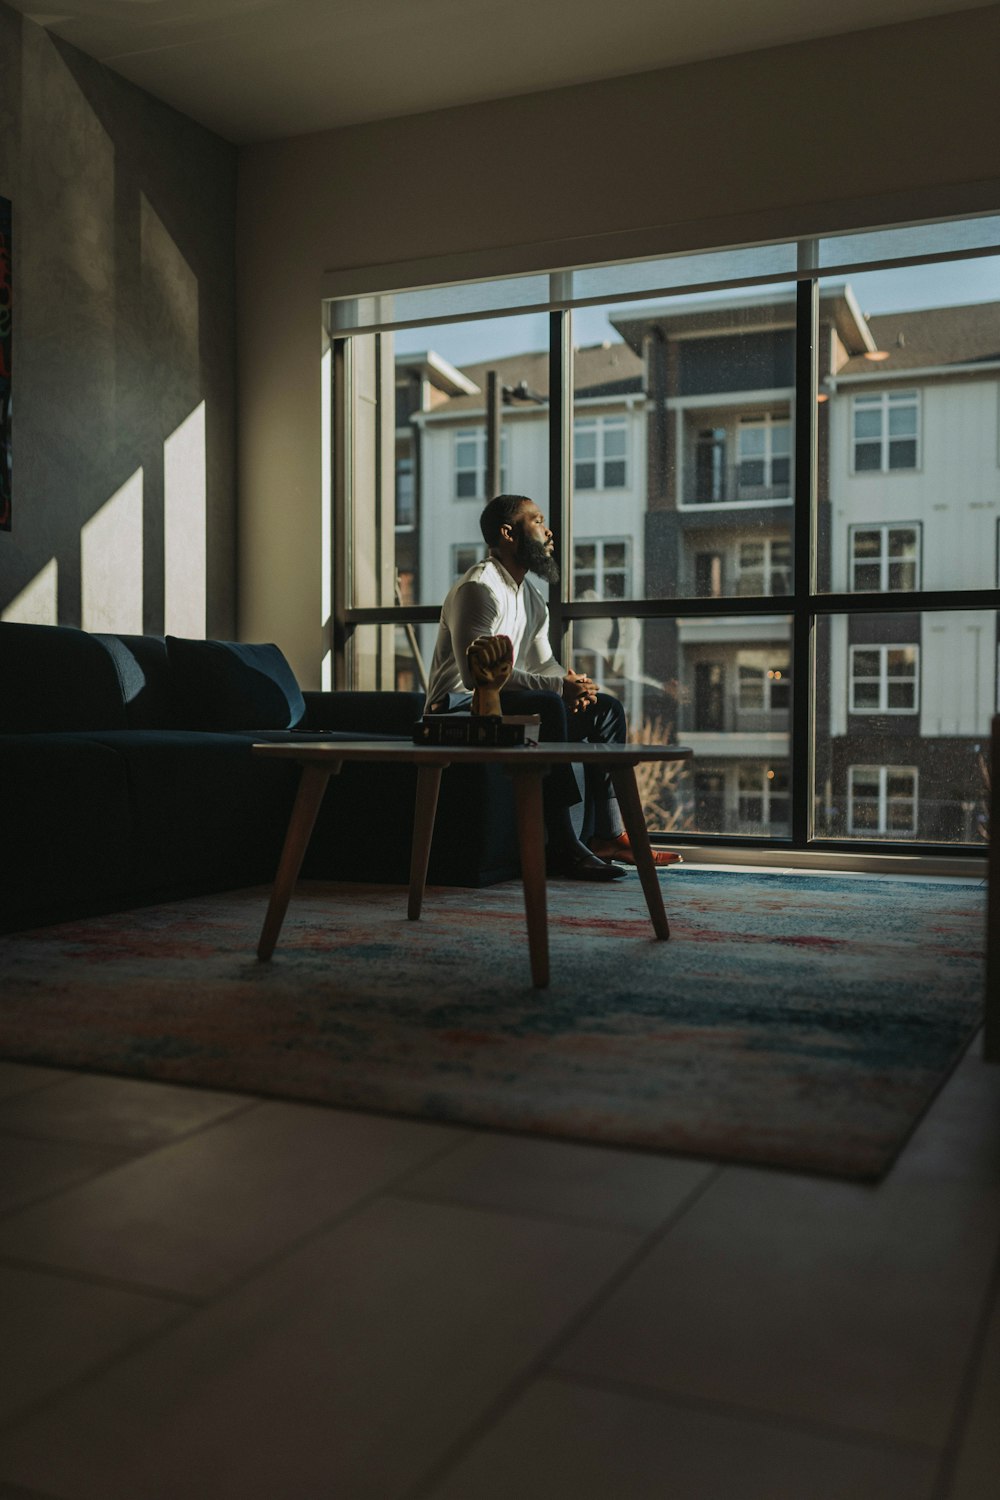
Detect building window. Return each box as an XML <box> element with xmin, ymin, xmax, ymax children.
<box><xmin>574</xmin><ymin>415</ymin><xmax>628</xmax><ymax>490</ymax></box>
<box><xmin>574</xmin><ymin>538</ymin><xmax>630</xmax><ymax>600</ymax></box>
<box><xmin>736</xmin><ymin>413</ymin><xmax>791</xmax><ymax>497</ymax></box>
<box><xmin>736</xmin><ymin>652</ymin><xmax>791</xmax><ymax>713</ymax></box>
<box><xmin>849</xmin><ymin>523</ymin><xmax>921</xmax><ymax>591</ymax></box>
<box><xmin>738</xmin><ymin>765</ymin><xmax>790</xmax><ymax>831</ymax></box>
<box><xmin>454</xmin><ymin>427</ymin><xmax>506</xmax><ymax>500</ymax></box>
<box><xmin>852</xmin><ymin>390</ymin><xmax>919</xmax><ymax>473</ymax></box>
<box><xmin>452</xmin><ymin>543</ymin><xmax>483</xmax><ymax>579</ymax></box>
<box><xmin>736</xmin><ymin>537</ymin><xmax>791</xmax><ymax>595</ymax></box>
<box><xmin>849</xmin><ymin>644</ymin><xmax>920</xmax><ymax>713</ymax></box>
<box><xmin>848</xmin><ymin>766</ymin><xmax>918</xmax><ymax>835</ymax></box>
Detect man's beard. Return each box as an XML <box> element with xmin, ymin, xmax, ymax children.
<box><xmin>515</xmin><ymin>529</ymin><xmax>560</xmax><ymax>583</ymax></box>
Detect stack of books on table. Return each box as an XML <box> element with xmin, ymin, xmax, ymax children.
<box><xmin>413</xmin><ymin>714</ymin><xmax>541</xmax><ymax>747</ymax></box>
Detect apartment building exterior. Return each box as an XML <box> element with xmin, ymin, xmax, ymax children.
<box><xmin>393</xmin><ymin>287</ymin><xmax>998</xmax><ymax>846</ymax></box>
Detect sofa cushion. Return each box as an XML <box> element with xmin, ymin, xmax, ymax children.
<box><xmin>0</xmin><ymin>622</ymin><xmax>129</xmax><ymax>732</ymax></box>
<box><xmin>166</xmin><ymin>637</ymin><xmax>306</xmax><ymax>731</ymax></box>
<box><xmin>95</xmin><ymin>634</ymin><xmax>179</xmax><ymax>729</ymax></box>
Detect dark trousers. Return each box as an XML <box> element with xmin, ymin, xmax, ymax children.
<box><xmin>497</xmin><ymin>688</ymin><xmax>626</xmax><ymax>845</ymax></box>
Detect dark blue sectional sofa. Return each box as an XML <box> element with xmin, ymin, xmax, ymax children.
<box><xmin>0</xmin><ymin>622</ymin><xmax>519</xmax><ymax>932</ymax></box>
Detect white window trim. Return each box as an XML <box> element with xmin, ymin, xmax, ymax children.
<box><xmin>737</xmin><ymin>411</ymin><xmax>792</xmax><ymax>492</ymax></box>
<box><xmin>848</xmin><ymin>643</ymin><xmax>921</xmax><ymax>714</ymax></box>
<box><xmin>573</xmin><ymin>414</ymin><xmax>629</xmax><ymax>492</ymax></box>
<box><xmin>573</xmin><ymin>536</ymin><xmax>632</xmax><ymax>600</ymax></box>
<box><xmin>453</xmin><ymin>426</ymin><xmax>507</xmax><ymax>502</ymax></box>
<box><xmin>737</xmin><ymin>764</ymin><xmax>791</xmax><ymax>828</ymax></box>
<box><xmin>736</xmin><ymin>536</ymin><xmax>792</xmax><ymax>596</ymax></box>
<box><xmin>848</xmin><ymin>521</ymin><xmax>922</xmax><ymax>592</ymax></box>
<box><xmin>850</xmin><ymin>389</ymin><xmax>921</xmax><ymax>476</ymax></box>
<box><xmin>847</xmin><ymin>765</ymin><xmax>919</xmax><ymax>836</ymax></box>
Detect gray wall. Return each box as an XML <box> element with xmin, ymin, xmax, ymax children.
<box><xmin>0</xmin><ymin>2</ymin><xmax>237</xmax><ymax>637</ymax></box>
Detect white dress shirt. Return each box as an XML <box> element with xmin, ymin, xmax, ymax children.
<box><xmin>425</xmin><ymin>555</ymin><xmax>566</xmax><ymax>709</ymax></box>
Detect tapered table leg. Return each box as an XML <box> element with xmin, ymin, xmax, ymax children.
<box><xmin>512</xmin><ymin>768</ymin><xmax>549</xmax><ymax>988</ymax></box>
<box><xmin>408</xmin><ymin>765</ymin><xmax>444</xmax><ymax>920</ymax></box>
<box><xmin>258</xmin><ymin>763</ymin><xmax>336</xmax><ymax>961</ymax></box>
<box><xmin>611</xmin><ymin>764</ymin><xmax>670</xmax><ymax>940</ymax></box>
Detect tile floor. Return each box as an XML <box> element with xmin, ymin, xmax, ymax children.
<box><xmin>0</xmin><ymin>1041</ymin><xmax>997</xmax><ymax>1500</ymax></box>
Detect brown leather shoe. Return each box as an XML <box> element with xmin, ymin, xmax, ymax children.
<box><xmin>588</xmin><ymin>833</ymin><xmax>683</xmax><ymax>867</ymax></box>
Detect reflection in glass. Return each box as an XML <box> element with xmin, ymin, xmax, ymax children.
<box><xmin>571</xmin><ymin>614</ymin><xmax>792</xmax><ymax>838</ymax></box>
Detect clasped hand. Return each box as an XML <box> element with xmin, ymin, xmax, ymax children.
<box><xmin>563</xmin><ymin>667</ymin><xmax>599</xmax><ymax>714</ymax></box>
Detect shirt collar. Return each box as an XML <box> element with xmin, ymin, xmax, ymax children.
<box><xmin>488</xmin><ymin>555</ymin><xmax>522</xmax><ymax>594</ymax></box>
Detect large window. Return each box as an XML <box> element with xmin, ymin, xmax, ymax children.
<box><xmin>332</xmin><ymin>219</ymin><xmax>1000</xmax><ymax>852</ymax></box>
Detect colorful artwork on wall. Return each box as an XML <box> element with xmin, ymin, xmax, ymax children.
<box><xmin>0</xmin><ymin>195</ymin><xmax>10</xmax><ymax>531</ymax></box>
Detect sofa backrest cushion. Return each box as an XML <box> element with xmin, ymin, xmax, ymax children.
<box><xmin>165</xmin><ymin>636</ymin><xmax>306</xmax><ymax>730</ymax></box>
<box><xmin>0</xmin><ymin>622</ymin><xmax>128</xmax><ymax>731</ymax></box>
<box><xmin>94</xmin><ymin>634</ymin><xmax>179</xmax><ymax>729</ymax></box>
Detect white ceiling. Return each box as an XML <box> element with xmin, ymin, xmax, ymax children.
<box><xmin>7</xmin><ymin>0</ymin><xmax>992</xmax><ymax>144</ymax></box>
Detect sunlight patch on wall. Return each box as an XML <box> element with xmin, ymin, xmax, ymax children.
<box><xmin>164</xmin><ymin>400</ymin><xmax>207</xmax><ymax>637</ymax></box>
<box><xmin>1</xmin><ymin>558</ymin><xmax>58</xmax><ymax>623</ymax></box>
<box><xmin>81</xmin><ymin>470</ymin><xmax>143</xmax><ymax>633</ymax></box>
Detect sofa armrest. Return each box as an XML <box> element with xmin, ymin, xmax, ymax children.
<box><xmin>300</xmin><ymin>690</ymin><xmax>424</xmax><ymax>736</ymax></box>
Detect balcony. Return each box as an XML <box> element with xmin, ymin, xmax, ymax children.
<box><xmin>677</xmin><ymin>695</ymin><xmax>790</xmax><ymax>758</ymax></box>
<box><xmin>682</xmin><ymin>465</ymin><xmax>791</xmax><ymax>507</ymax></box>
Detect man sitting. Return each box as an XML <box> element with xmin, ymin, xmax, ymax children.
<box><xmin>425</xmin><ymin>493</ymin><xmax>679</xmax><ymax>880</ymax></box>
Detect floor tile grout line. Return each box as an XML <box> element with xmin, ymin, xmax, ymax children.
<box><xmin>0</xmin><ymin>1296</ymin><xmax>201</xmax><ymax>1440</ymax></box>
<box><xmin>390</xmin><ymin>1184</ymin><xmax>675</xmax><ymax>1236</ymax></box>
<box><xmin>0</xmin><ymin>1102</ymin><xmax>269</xmax><ymax>1224</ymax></box>
<box><xmin>0</xmin><ymin>1132</ymin><xmax>480</xmax><ymax>1439</ymax></box>
<box><xmin>545</xmin><ymin>1367</ymin><xmax>943</xmax><ymax>1459</ymax></box>
<box><xmin>167</xmin><ymin>1126</ymin><xmax>480</xmax><ymax>1307</ymax></box>
<box><xmin>0</xmin><ymin>1252</ymin><xmax>203</xmax><ymax>1309</ymax></box>
<box><xmin>929</xmin><ymin>1236</ymin><xmax>1000</xmax><ymax>1500</ymax></box>
<box><xmin>400</xmin><ymin>1161</ymin><xmax>727</xmax><ymax>1500</ymax></box>
<box><xmin>0</xmin><ymin>1129</ymin><xmax>476</xmax><ymax>1319</ymax></box>
<box><xmin>0</xmin><ymin>1096</ymin><xmax>264</xmax><ymax>1159</ymax></box>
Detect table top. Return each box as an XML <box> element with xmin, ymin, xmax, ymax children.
<box><xmin>252</xmin><ymin>739</ymin><xmax>692</xmax><ymax>768</ymax></box>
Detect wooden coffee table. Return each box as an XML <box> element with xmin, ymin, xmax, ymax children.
<box><xmin>252</xmin><ymin>740</ymin><xmax>692</xmax><ymax>987</ymax></box>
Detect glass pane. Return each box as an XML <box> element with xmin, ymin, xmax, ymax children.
<box><xmin>349</xmin><ymin>623</ymin><xmax>428</xmax><ymax>696</ymax></box>
<box><xmin>356</xmin><ymin>313</ymin><xmax>550</xmax><ymax>610</ymax></box>
<box><xmin>816</xmin><ymin>255</ymin><xmax>1000</xmax><ymax>593</ymax></box>
<box><xmin>813</xmin><ymin>610</ymin><xmax>994</xmax><ymax>844</ymax></box>
<box><xmin>568</xmin><ymin>614</ymin><xmax>792</xmax><ymax>837</ymax></box>
<box><xmin>571</xmin><ymin>290</ymin><xmax>795</xmax><ymax>602</ymax></box>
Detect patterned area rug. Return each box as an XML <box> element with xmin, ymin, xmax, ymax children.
<box><xmin>0</xmin><ymin>870</ymin><xmax>984</xmax><ymax>1179</ymax></box>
